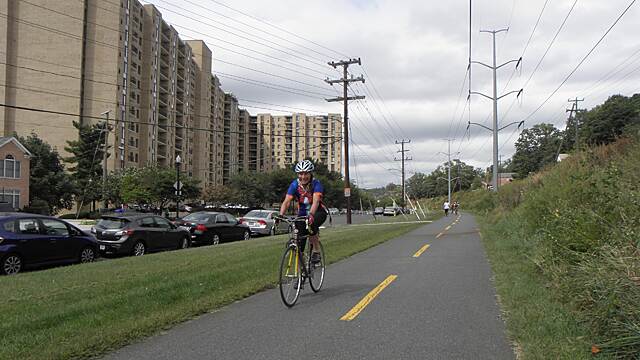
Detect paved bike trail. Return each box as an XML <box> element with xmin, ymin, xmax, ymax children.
<box><xmin>103</xmin><ymin>213</ymin><xmax>513</xmax><ymax>360</ymax></box>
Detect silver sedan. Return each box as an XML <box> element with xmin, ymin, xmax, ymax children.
<box><xmin>240</xmin><ymin>210</ymin><xmax>289</xmax><ymax>236</ymax></box>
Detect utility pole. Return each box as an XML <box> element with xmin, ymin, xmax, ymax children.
<box><xmin>101</xmin><ymin>110</ymin><xmax>111</xmax><ymax>208</ymax></box>
<box><xmin>326</xmin><ymin>58</ymin><xmax>365</xmax><ymax>225</ymax></box>
<box><xmin>567</xmin><ymin>97</ymin><xmax>585</xmax><ymax>150</ymax></box>
<box><xmin>438</xmin><ymin>139</ymin><xmax>459</xmax><ymax>204</ymax></box>
<box><xmin>394</xmin><ymin>139</ymin><xmax>411</xmax><ymax>209</ymax></box>
<box><xmin>468</xmin><ymin>28</ymin><xmax>523</xmax><ymax>192</ymax></box>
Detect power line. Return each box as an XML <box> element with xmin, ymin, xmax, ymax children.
<box><xmin>519</xmin><ymin>0</ymin><xmax>637</xmax><ymax>124</ymax></box>
<box><xmin>0</xmin><ymin>103</ymin><xmax>339</xmax><ymax>139</ymax></box>
<box><xmin>205</xmin><ymin>0</ymin><xmax>350</xmax><ymax>59</ymax></box>
<box><xmin>145</xmin><ymin>0</ymin><xmax>332</xmax><ymax>73</ymax></box>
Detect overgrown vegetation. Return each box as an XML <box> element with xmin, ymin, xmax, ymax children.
<box><xmin>444</xmin><ymin>135</ymin><xmax>640</xmax><ymax>358</ymax></box>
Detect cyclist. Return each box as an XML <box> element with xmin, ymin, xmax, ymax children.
<box><xmin>279</xmin><ymin>160</ymin><xmax>327</xmax><ymax>264</ymax></box>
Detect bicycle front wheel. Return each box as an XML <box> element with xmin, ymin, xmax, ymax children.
<box><xmin>308</xmin><ymin>242</ymin><xmax>325</xmax><ymax>293</ymax></box>
<box><xmin>279</xmin><ymin>245</ymin><xmax>302</xmax><ymax>307</ymax></box>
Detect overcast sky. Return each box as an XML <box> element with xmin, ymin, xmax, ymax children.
<box><xmin>145</xmin><ymin>0</ymin><xmax>640</xmax><ymax>188</ymax></box>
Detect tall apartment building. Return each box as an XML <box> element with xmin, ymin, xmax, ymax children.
<box><xmin>247</xmin><ymin>115</ymin><xmax>262</xmax><ymax>172</ymax></box>
<box><xmin>237</xmin><ymin>109</ymin><xmax>250</xmax><ymax>173</ymax></box>
<box><xmin>257</xmin><ymin>113</ymin><xmax>342</xmax><ymax>173</ymax></box>
<box><xmin>222</xmin><ymin>93</ymin><xmax>239</xmax><ymax>183</ymax></box>
<box><xmin>0</xmin><ymin>0</ymin><xmax>342</xmax><ymax>192</ymax></box>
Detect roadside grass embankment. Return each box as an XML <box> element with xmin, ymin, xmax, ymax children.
<box><xmin>438</xmin><ymin>137</ymin><xmax>640</xmax><ymax>358</ymax></box>
<box><xmin>0</xmin><ymin>218</ymin><xmax>430</xmax><ymax>360</ymax></box>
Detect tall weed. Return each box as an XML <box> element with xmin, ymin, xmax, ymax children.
<box><xmin>461</xmin><ymin>135</ymin><xmax>640</xmax><ymax>357</ymax></box>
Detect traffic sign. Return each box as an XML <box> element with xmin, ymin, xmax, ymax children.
<box><xmin>173</xmin><ymin>181</ymin><xmax>183</xmax><ymax>190</ymax></box>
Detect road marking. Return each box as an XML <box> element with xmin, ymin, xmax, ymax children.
<box><xmin>340</xmin><ymin>275</ymin><xmax>398</xmax><ymax>321</ymax></box>
<box><xmin>436</xmin><ymin>232</ymin><xmax>444</xmax><ymax>238</ymax></box>
<box><xmin>412</xmin><ymin>244</ymin><xmax>430</xmax><ymax>258</ymax></box>
<box><xmin>445</xmin><ymin>225</ymin><xmax>452</xmax><ymax>231</ymax></box>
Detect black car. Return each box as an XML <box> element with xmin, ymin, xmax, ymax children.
<box><xmin>0</xmin><ymin>213</ymin><xmax>98</xmax><ymax>275</ymax></box>
<box><xmin>92</xmin><ymin>214</ymin><xmax>190</xmax><ymax>256</ymax></box>
<box><xmin>174</xmin><ymin>211</ymin><xmax>251</xmax><ymax>245</ymax></box>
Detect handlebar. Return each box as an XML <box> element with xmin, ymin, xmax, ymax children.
<box><xmin>273</xmin><ymin>215</ymin><xmax>308</xmax><ymax>223</ymax></box>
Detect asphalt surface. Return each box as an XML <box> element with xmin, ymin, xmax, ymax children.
<box><xmin>103</xmin><ymin>213</ymin><xmax>513</xmax><ymax>360</ymax></box>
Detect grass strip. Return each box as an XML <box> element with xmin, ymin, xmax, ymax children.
<box><xmin>0</xmin><ymin>220</ymin><xmax>427</xmax><ymax>360</ymax></box>
<box><xmin>477</xmin><ymin>214</ymin><xmax>613</xmax><ymax>360</ymax></box>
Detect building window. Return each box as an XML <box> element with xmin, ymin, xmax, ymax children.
<box><xmin>0</xmin><ymin>155</ymin><xmax>20</xmax><ymax>178</ymax></box>
<box><xmin>0</xmin><ymin>189</ymin><xmax>20</xmax><ymax>208</ymax></box>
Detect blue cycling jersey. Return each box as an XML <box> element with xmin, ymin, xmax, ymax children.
<box><xmin>286</xmin><ymin>179</ymin><xmax>324</xmax><ymax>216</ymax></box>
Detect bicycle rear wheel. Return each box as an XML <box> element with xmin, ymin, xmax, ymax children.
<box><xmin>279</xmin><ymin>245</ymin><xmax>302</xmax><ymax>307</ymax></box>
<box><xmin>308</xmin><ymin>242</ymin><xmax>325</xmax><ymax>293</ymax></box>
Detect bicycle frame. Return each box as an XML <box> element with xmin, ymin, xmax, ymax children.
<box><xmin>280</xmin><ymin>216</ymin><xmax>311</xmax><ymax>276</ymax></box>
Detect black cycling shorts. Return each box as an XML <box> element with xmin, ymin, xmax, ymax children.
<box><xmin>295</xmin><ymin>207</ymin><xmax>327</xmax><ymax>237</ymax></box>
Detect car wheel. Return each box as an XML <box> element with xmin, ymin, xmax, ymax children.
<box><xmin>243</xmin><ymin>230</ymin><xmax>250</xmax><ymax>241</ymax></box>
<box><xmin>1</xmin><ymin>254</ymin><xmax>22</xmax><ymax>275</ymax></box>
<box><xmin>179</xmin><ymin>236</ymin><xmax>190</xmax><ymax>250</ymax></box>
<box><xmin>211</xmin><ymin>234</ymin><xmax>220</xmax><ymax>245</ymax></box>
<box><xmin>79</xmin><ymin>247</ymin><xmax>96</xmax><ymax>263</ymax></box>
<box><xmin>132</xmin><ymin>241</ymin><xmax>146</xmax><ymax>256</ymax></box>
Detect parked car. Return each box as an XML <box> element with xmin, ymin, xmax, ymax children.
<box><xmin>383</xmin><ymin>207</ymin><xmax>399</xmax><ymax>216</ymax></box>
<box><xmin>374</xmin><ymin>207</ymin><xmax>384</xmax><ymax>215</ymax></box>
<box><xmin>92</xmin><ymin>214</ymin><xmax>190</xmax><ymax>256</ymax></box>
<box><xmin>239</xmin><ymin>210</ymin><xmax>288</xmax><ymax>236</ymax></box>
<box><xmin>328</xmin><ymin>208</ymin><xmax>339</xmax><ymax>215</ymax></box>
<box><xmin>0</xmin><ymin>213</ymin><xmax>98</xmax><ymax>275</ymax></box>
<box><xmin>174</xmin><ymin>211</ymin><xmax>251</xmax><ymax>245</ymax></box>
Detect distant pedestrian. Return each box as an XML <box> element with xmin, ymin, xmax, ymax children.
<box><xmin>443</xmin><ymin>201</ymin><xmax>450</xmax><ymax>216</ymax></box>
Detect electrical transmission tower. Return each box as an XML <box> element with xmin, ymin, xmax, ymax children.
<box><xmin>468</xmin><ymin>28</ymin><xmax>523</xmax><ymax>192</ymax></box>
<box><xmin>394</xmin><ymin>139</ymin><xmax>412</xmax><ymax>207</ymax></box>
<box><xmin>325</xmin><ymin>58</ymin><xmax>365</xmax><ymax>225</ymax></box>
<box><xmin>567</xmin><ymin>97</ymin><xmax>585</xmax><ymax>150</ymax></box>
<box><xmin>438</xmin><ymin>139</ymin><xmax>460</xmax><ymax>204</ymax></box>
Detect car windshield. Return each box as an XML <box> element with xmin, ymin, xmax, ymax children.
<box><xmin>183</xmin><ymin>213</ymin><xmax>212</xmax><ymax>222</ymax></box>
<box><xmin>98</xmin><ymin>218</ymin><xmax>129</xmax><ymax>229</ymax></box>
<box><xmin>244</xmin><ymin>210</ymin><xmax>269</xmax><ymax>218</ymax></box>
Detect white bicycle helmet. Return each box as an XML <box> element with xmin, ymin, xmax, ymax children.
<box><xmin>294</xmin><ymin>159</ymin><xmax>315</xmax><ymax>173</ymax></box>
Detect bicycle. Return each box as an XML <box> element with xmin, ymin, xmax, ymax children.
<box><xmin>274</xmin><ymin>215</ymin><xmax>326</xmax><ymax>307</ymax></box>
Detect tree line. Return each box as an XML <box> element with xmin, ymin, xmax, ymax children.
<box><xmin>17</xmin><ymin>121</ymin><xmax>371</xmax><ymax>215</ymax></box>
<box><xmin>404</xmin><ymin>93</ymin><xmax>640</xmax><ymax>199</ymax></box>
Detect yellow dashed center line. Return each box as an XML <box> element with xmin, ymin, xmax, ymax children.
<box><xmin>412</xmin><ymin>244</ymin><xmax>431</xmax><ymax>258</ymax></box>
<box><xmin>340</xmin><ymin>275</ymin><xmax>398</xmax><ymax>321</ymax></box>
<box><xmin>445</xmin><ymin>225</ymin><xmax>452</xmax><ymax>231</ymax></box>
<box><xmin>436</xmin><ymin>232</ymin><xmax>444</xmax><ymax>238</ymax></box>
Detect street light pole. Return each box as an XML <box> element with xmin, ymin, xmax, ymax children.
<box><xmin>101</xmin><ymin>110</ymin><xmax>110</xmax><ymax>209</ymax></box>
<box><xmin>175</xmin><ymin>155</ymin><xmax>182</xmax><ymax>219</ymax></box>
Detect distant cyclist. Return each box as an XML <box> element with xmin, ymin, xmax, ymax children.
<box><xmin>279</xmin><ymin>160</ymin><xmax>327</xmax><ymax>264</ymax></box>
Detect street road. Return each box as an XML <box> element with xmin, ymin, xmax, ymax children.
<box><xmin>104</xmin><ymin>213</ymin><xmax>513</xmax><ymax>359</ymax></box>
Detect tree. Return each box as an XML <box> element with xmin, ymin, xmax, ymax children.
<box><xmin>17</xmin><ymin>132</ymin><xmax>74</xmax><ymax>214</ymax></box>
<box><xmin>64</xmin><ymin>121</ymin><xmax>108</xmax><ymax>206</ymax></box>
<box><xmin>511</xmin><ymin>123</ymin><xmax>563</xmax><ymax>178</ymax></box>
<box><xmin>579</xmin><ymin>94</ymin><xmax>640</xmax><ymax>146</ymax></box>
<box><xmin>119</xmin><ymin>166</ymin><xmax>200</xmax><ymax>211</ymax></box>
<box><xmin>202</xmin><ymin>184</ymin><xmax>239</xmax><ymax>206</ymax></box>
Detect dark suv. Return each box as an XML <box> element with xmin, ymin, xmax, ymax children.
<box><xmin>0</xmin><ymin>213</ymin><xmax>97</xmax><ymax>275</ymax></box>
<box><xmin>92</xmin><ymin>214</ymin><xmax>190</xmax><ymax>256</ymax></box>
